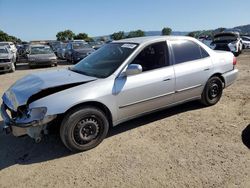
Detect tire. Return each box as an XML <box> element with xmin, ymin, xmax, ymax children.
<box><xmin>201</xmin><ymin>76</ymin><xmax>223</xmax><ymax>106</ymax></box>
<box><xmin>60</xmin><ymin>106</ymin><xmax>109</xmax><ymax>152</ymax></box>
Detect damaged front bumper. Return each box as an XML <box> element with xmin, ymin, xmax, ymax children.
<box><xmin>1</xmin><ymin>103</ymin><xmax>56</xmax><ymax>140</ymax></box>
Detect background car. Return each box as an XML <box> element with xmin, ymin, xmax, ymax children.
<box><xmin>27</xmin><ymin>45</ymin><xmax>57</xmax><ymax>68</ymax></box>
<box><xmin>241</xmin><ymin>36</ymin><xmax>250</xmax><ymax>49</ymax></box>
<box><xmin>0</xmin><ymin>41</ymin><xmax>17</xmax><ymax>64</ymax></box>
<box><xmin>64</xmin><ymin>41</ymin><xmax>95</xmax><ymax>63</ymax></box>
<box><xmin>56</xmin><ymin>42</ymin><xmax>67</xmax><ymax>59</ymax></box>
<box><xmin>89</xmin><ymin>41</ymin><xmax>104</xmax><ymax>50</ymax></box>
<box><xmin>0</xmin><ymin>46</ymin><xmax>16</xmax><ymax>73</ymax></box>
<box><xmin>210</xmin><ymin>32</ymin><xmax>243</xmax><ymax>56</ymax></box>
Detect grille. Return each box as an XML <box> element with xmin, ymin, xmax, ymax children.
<box><xmin>0</xmin><ymin>59</ymin><xmax>10</xmax><ymax>63</ymax></box>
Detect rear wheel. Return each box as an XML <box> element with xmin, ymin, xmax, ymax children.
<box><xmin>201</xmin><ymin>76</ymin><xmax>223</xmax><ymax>106</ymax></box>
<box><xmin>60</xmin><ymin>106</ymin><xmax>109</xmax><ymax>152</ymax></box>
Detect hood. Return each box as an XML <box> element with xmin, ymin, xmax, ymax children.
<box><xmin>2</xmin><ymin>68</ymin><xmax>96</xmax><ymax>110</ymax></box>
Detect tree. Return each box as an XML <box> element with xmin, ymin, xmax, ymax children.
<box><xmin>0</xmin><ymin>30</ymin><xmax>21</xmax><ymax>43</ymax></box>
<box><xmin>74</xmin><ymin>33</ymin><xmax>88</xmax><ymax>40</ymax></box>
<box><xmin>85</xmin><ymin>37</ymin><xmax>94</xmax><ymax>42</ymax></box>
<box><xmin>162</xmin><ymin>27</ymin><xmax>172</xmax><ymax>35</ymax></box>
<box><xmin>187</xmin><ymin>32</ymin><xmax>196</xmax><ymax>37</ymax></box>
<box><xmin>56</xmin><ymin>30</ymin><xmax>75</xmax><ymax>41</ymax></box>
<box><xmin>111</xmin><ymin>31</ymin><xmax>125</xmax><ymax>40</ymax></box>
<box><xmin>127</xmin><ymin>30</ymin><xmax>145</xmax><ymax>38</ymax></box>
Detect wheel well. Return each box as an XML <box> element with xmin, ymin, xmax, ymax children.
<box><xmin>210</xmin><ymin>73</ymin><xmax>225</xmax><ymax>87</ymax></box>
<box><xmin>65</xmin><ymin>101</ymin><xmax>113</xmax><ymax>127</ymax></box>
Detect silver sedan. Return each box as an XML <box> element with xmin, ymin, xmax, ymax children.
<box><xmin>1</xmin><ymin>36</ymin><xmax>238</xmax><ymax>152</ymax></box>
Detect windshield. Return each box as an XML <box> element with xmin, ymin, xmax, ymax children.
<box><xmin>72</xmin><ymin>42</ymin><xmax>91</xmax><ymax>49</ymax></box>
<box><xmin>71</xmin><ymin>43</ymin><xmax>138</xmax><ymax>78</ymax></box>
<box><xmin>214</xmin><ymin>34</ymin><xmax>237</xmax><ymax>42</ymax></box>
<box><xmin>0</xmin><ymin>48</ymin><xmax>8</xmax><ymax>53</ymax></box>
<box><xmin>0</xmin><ymin>43</ymin><xmax>10</xmax><ymax>48</ymax></box>
<box><xmin>30</xmin><ymin>46</ymin><xmax>54</xmax><ymax>54</ymax></box>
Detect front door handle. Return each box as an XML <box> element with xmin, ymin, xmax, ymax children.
<box><xmin>204</xmin><ymin>68</ymin><xmax>210</xmax><ymax>71</ymax></box>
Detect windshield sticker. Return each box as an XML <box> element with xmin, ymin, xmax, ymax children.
<box><xmin>121</xmin><ymin>44</ymin><xmax>137</xmax><ymax>49</ymax></box>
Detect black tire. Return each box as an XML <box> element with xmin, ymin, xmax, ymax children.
<box><xmin>201</xmin><ymin>76</ymin><xmax>223</xmax><ymax>106</ymax></box>
<box><xmin>60</xmin><ymin>106</ymin><xmax>109</xmax><ymax>152</ymax></box>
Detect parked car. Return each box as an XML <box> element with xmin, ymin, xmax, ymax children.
<box><xmin>48</xmin><ymin>41</ymin><xmax>61</xmax><ymax>55</ymax></box>
<box><xmin>210</xmin><ymin>32</ymin><xmax>243</xmax><ymax>56</ymax></box>
<box><xmin>16</xmin><ymin>43</ymin><xmax>30</xmax><ymax>63</ymax></box>
<box><xmin>0</xmin><ymin>41</ymin><xmax>17</xmax><ymax>63</ymax></box>
<box><xmin>27</xmin><ymin>45</ymin><xmax>57</xmax><ymax>68</ymax></box>
<box><xmin>1</xmin><ymin>36</ymin><xmax>238</xmax><ymax>152</ymax></box>
<box><xmin>241</xmin><ymin>36</ymin><xmax>250</xmax><ymax>49</ymax></box>
<box><xmin>56</xmin><ymin>42</ymin><xmax>67</xmax><ymax>59</ymax></box>
<box><xmin>0</xmin><ymin>46</ymin><xmax>16</xmax><ymax>73</ymax></box>
<box><xmin>89</xmin><ymin>41</ymin><xmax>104</xmax><ymax>50</ymax></box>
<box><xmin>65</xmin><ymin>41</ymin><xmax>95</xmax><ymax>63</ymax></box>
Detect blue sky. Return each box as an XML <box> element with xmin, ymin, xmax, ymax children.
<box><xmin>0</xmin><ymin>0</ymin><xmax>249</xmax><ymax>41</ymax></box>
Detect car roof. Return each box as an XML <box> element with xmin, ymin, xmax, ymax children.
<box><xmin>112</xmin><ymin>36</ymin><xmax>195</xmax><ymax>45</ymax></box>
<box><xmin>0</xmin><ymin>41</ymin><xmax>13</xmax><ymax>44</ymax></box>
<box><xmin>30</xmin><ymin>44</ymin><xmax>50</xmax><ymax>47</ymax></box>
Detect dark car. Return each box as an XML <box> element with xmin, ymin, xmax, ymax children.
<box><xmin>210</xmin><ymin>32</ymin><xmax>243</xmax><ymax>56</ymax></box>
<box><xmin>27</xmin><ymin>45</ymin><xmax>57</xmax><ymax>68</ymax></box>
<box><xmin>65</xmin><ymin>41</ymin><xmax>95</xmax><ymax>63</ymax></box>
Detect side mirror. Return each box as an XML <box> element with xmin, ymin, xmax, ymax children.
<box><xmin>125</xmin><ymin>64</ymin><xmax>142</xmax><ymax>76</ymax></box>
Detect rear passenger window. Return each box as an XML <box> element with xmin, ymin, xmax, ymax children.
<box><xmin>171</xmin><ymin>40</ymin><xmax>209</xmax><ymax>64</ymax></box>
<box><xmin>200</xmin><ymin>47</ymin><xmax>209</xmax><ymax>58</ymax></box>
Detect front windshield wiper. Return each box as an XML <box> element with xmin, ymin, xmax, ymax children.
<box><xmin>68</xmin><ymin>67</ymin><xmax>105</xmax><ymax>78</ymax></box>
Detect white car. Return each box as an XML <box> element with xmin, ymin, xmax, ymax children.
<box><xmin>210</xmin><ymin>32</ymin><xmax>243</xmax><ymax>56</ymax></box>
<box><xmin>0</xmin><ymin>46</ymin><xmax>16</xmax><ymax>73</ymax></box>
<box><xmin>242</xmin><ymin>36</ymin><xmax>250</xmax><ymax>49</ymax></box>
<box><xmin>1</xmin><ymin>36</ymin><xmax>238</xmax><ymax>151</ymax></box>
<box><xmin>0</xmin><ymin>42</ymin><xmax>17</xmax><ymax>64</ymax></box>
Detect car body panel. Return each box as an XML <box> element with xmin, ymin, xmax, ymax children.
<box><xmin>1</xmin><ymin>36</ymin><xmax>238</xmax><ymax>140</ymax></box>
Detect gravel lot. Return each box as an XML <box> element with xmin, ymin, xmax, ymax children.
<box><xmin>0</xmin><ymin>52</ymin><xmax>250</xmax><ymax>188</ymax></box>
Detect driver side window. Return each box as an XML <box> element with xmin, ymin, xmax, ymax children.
<box><xmin>131</xmin><ymin>42</ymin><xmax>168</xmax><ymax>72</ymax></box>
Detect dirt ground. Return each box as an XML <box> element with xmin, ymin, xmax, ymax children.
<box><xmin>0</xmin><ymin>52</ymin><xmax>250</xmax><ymax>188</ymax></box>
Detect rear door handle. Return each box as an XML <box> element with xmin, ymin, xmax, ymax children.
<box><xmin>163</xmin><ymin>78</ymin><xmax>171</xmax><ymax>82</ymax></box>
<box><xmin>204</xmin><ymin>68</ymin><xmax>210</xmax><ymax>71</ymax></box>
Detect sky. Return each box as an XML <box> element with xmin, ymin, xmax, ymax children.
<box><xmin>0</xmin><ymin>0</ymin><xmax>250</xmax><ymax>41</ymax></box>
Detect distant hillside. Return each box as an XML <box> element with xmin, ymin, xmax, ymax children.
<box><xmin>144</xmin><ymin>31</ymin><xmax>188</xmax><ymax>36</ymax></box>
<box><xmin>94</xmin><ymin>24</ymin><xmax>250</xmax><ymax>40</ymax></box>
<box><xmin>233</xmin><ymin>24</ymin><xmax>250</xmax><ymax>34</ymax></box>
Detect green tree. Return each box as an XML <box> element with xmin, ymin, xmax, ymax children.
<box><xmin>187</xmin><ymin>32</ymin><xmax>196</xmax><ymax>37</ymax></box>
<box><xmin>127</xmin><ymin>30</ymin><xmax>145</xmax><ymax>38</ymax></box>
<box><xmin>111</xmin><ymin>31</ymin><xmax>125</xmax><ymax>40</ymax></box>
<box><xmin>161</xmin><ymin>27</ymin><xmax>172</xmax><ymax>35</ymax></box>
<box><xmin>56</xmin><ymin>30</ymin><xmax>75</xmax><ymax>41</ymax></box>
<box><xmin>0</xmin><ymin>30</ymin><xmax>21</xmax><ymax>43</ymax></box>
<box><xmin>85</xmin><ymin>37</ymin><xmax>94</xmax><ymax>42</ymax></box>
<box><xmin>74</xmin><ymin>33</ymin><xmax>88</xmax><ymax>40</ymax></box>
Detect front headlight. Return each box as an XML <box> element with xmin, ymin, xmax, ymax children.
<box><xmin>49</xmin><ymin>57</ymin><xmax>57</xmax><ymax>60</ymax></box>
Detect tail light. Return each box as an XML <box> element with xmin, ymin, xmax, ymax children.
<box><xmin>233</xmin><ymin>56</ymin><xmax>237</xmax><ymax>66</ymax></box>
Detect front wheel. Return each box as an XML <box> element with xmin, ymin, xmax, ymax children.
<box><xmin>60</xmin><ymin>106</ymin><xmax>109</xmax><ymax>152</ymax></box>
<box><xmin>201</xmin><ymin>76</ymin><xmax>223</xmax><ymax>106</ymax></box>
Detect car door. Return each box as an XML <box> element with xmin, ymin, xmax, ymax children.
<box><xmin>169</xmin><ymin>39</ymin><xmax>213</xmax><ymax>102</ymax></box>
<box><xmin>115</xmin><ymin>41</ymin><xmax>175</xmax><ymax>122</ymax></box>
